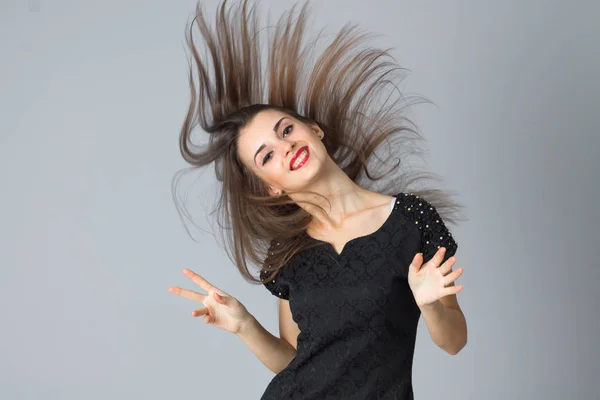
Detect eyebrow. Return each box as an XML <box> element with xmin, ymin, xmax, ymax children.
<box><xmin>253</xmin><ymin>117</ymin><xmax>286</xmax><ymax>166</ymax></box>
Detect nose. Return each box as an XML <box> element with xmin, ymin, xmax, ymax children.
<box><xmin>283</xmin><ymin>139</ymin><xmax>296</xmax><ymax>159</ymax></box>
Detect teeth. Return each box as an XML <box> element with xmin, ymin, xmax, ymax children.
<box><xmin>292</xmin><ymin>150</ymin><xmax>307</xmax><ymax>170</ymax></box>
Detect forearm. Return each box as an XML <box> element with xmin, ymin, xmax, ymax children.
<box><xmin>236</xmin><ymin>314</ymin><xmax>297</xmax><ymax>374</ymax></box>
<box><xmin>419</xmin><ymin>300</ymin><xmax>467</xmax><ymax>355</ymax></box>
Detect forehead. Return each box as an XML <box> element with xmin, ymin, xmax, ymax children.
<box><xmin>243</xmin><ymin>109</ymin><xmax>285</xmax><ymax>138</ymax></box>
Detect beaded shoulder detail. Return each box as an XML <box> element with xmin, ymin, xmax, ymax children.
<box><xmin>397</xmin><ymin>192</ymin><xmax>458</xmax><ymax>264</ymax></box>
<box><xmin>260</xmin><ymin>240</ymin><xmax>289</xmax><ymax>300</ymax></box>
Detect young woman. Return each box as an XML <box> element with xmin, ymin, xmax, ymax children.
<box><xmin>168</xmin><ymin>1</ymin><xmax>467</xmax><ymax>398</ymax></box>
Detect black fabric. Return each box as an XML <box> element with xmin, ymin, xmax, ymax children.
<box><xmin>260</xmin><ymin>192</ymin><xmax>458</xmax><ymax>399</ymax></box>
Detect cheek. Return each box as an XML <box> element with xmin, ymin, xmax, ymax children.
<box><xmin>267</xmin><ymin>170</ymin><xmax>287</xmax><ymax>186</ymax></box>
<box><xmin>256</xmin><ymin>165</ymin><xmax>285</xmax><ymax>187</ymax></box>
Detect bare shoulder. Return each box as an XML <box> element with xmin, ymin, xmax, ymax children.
<box><xmin>363</xmin><ymin>190</ymin><xmax>396</xmax><ymax>206</ymax></box>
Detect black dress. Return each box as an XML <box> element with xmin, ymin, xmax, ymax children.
<box><xmin>259</xmin><ymin>192</ymin><xmax>458</xmax><ymax>400</ymax></box>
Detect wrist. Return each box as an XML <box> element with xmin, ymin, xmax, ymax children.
<box><xmin>418</xmin><ymin>299</ymin><xmax>443</xmax><ymax>313</ymax></box>
<box><xmin>236</xmin><ymin>313</ymin><xmax>257</xmax><ymax>336</ymax></box>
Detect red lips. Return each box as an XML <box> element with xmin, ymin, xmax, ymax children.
<box><xmin>290</xmin><ymin>146</ymin><xmax>309</xmax><ymax>170</ymax></box>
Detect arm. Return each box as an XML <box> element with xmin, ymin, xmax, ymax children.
<box><xmin>419</xmin><ymin>282</ymin><xmax>467</xmax><ymax>355</ymax></box>
<box><xmin>400</xmin><ymin>193</ymin><xmax>467</xmax><ymax>355</ymax></box>
<box><xmin>236</xmin><ymin>314</ymin><xmax>297</xmax><ymax>374</ymax></box>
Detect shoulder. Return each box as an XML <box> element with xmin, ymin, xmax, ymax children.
<box><xmin>396</xmin><ymin>192</ymin><xmax>458</xmax><ymax>264</ymax></box>
<box><xmin>395</xmin><ymin>192</ymin><xmax>426</xmax><ymax>206</ymax></box>
<box><xmin>395</xmin><ymin>192</ymin><xmax>441</xmax><ymax>223</ymax></box>
<box><xmin>260</xmin><ymin>239</ymin><xmax>290</xmax><ymax>300</ymax></box>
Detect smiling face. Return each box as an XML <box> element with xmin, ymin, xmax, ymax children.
<box><xmin>237</xmin><ymin>109</ymin><xmax>326</xmax><ymax>196</ymax></box>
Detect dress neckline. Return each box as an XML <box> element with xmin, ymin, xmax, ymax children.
<box><xmin>305</xmin><ymin>194</ymin><xmax>400</xmax><ymax>258</ymax></box>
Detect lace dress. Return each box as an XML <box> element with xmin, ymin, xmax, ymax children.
<box><xmin>259</xmin><ymin>192</ymin><xmax>458</xmax><ymax>399</ymax></box>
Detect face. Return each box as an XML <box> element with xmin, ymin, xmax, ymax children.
<box><xmin>237</xmin><ymin>109</ymin><xmax>326</xmax><ymax>196</ymax></box>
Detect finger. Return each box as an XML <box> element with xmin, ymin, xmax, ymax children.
<box><xmin>168</xmin><ymin>286</ymin><xmax>206</xmax><ymax>302</ymax></box>
<box><xmin>443</xmin><ymin>284</ymin><xmax>464</xmax><ymax>296</ymax></box>
<box><xmin>183</xmin><ymin>269</ymin><xmax>223</xmax><ymax>295</ymax></box>
<box><xmin>443</xmin><ymin>267</ymin><xmax>464</xmax><ymax>286</ymax></box>
<box><xmin>429</xmin><ymin>246</ymin><xmax>447</xmax><ymax>267</ymax></box>
<box><xmin>439</xmin><ymin>256</ymin><xmax>457</xmax><ymax>275</ymax></box>
<box><xmin>411</xmin><ymin>252</ymin><xmax>424</xmax><ymax>272</ymax></box>
<box><xmin>191</xmin><ymin>306</ymin><xmax>209</xmax><ymax>318</ymax></box>
<box><xmin>197</xmin><ymin>307</ymin><xmax>213</xmax><ymax>324</ymax></box>
<box><xmin>198</xmin><ymin>311</ymin><xmax>212</xmax><ymax>324</ymax></box>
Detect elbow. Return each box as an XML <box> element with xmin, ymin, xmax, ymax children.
<box><xmin>446</xmin><ymin>344</ymin><xmax>464</xmax><ymax>356</ymax></box>
<box><xmin>446</xmin><ymin>336</ymin><xmax>467</xmax><ymax>356</ymax></box>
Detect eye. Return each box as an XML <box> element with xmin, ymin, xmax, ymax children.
<box><xmin>262</xmin><ymin>124</ymin><xmax>293</xmax><ymax>165</ymax></box>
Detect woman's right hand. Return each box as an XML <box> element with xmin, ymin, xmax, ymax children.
<box><xmin>168</xmin><ymin>268</ymin><xmax>253</xmax><ymax>335</ymax></box>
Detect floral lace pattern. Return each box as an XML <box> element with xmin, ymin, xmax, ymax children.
<box><xmin>260</xmin><ymin>193</ymin><xmax>458</xmax><ymax>399</ymax></box>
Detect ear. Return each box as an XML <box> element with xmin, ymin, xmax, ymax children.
<box><xmin>308</xmin><ymin>122</ymin><xmax>324</xmax><ymax>139</ymax></box>
<box><xmin>268</xmin><ymin>186</ymin><xmax>283</xmax><ymax>197</ymax></box>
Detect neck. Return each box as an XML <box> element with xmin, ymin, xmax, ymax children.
<box><xmin>287</xmin><ymin>158</ymin><xmax>377</xmax><ymax>229</ymax></box>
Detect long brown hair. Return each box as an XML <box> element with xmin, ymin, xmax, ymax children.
<box><xmin>173</xmin><ymin>0</ymin><xmax>466</xmax><ymax>287</ymax></box>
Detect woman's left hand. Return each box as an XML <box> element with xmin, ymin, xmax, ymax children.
<box><xmin>408</xmin><ymin>247</ymin><xmax>464</xmax><ymax>308</ymax></box>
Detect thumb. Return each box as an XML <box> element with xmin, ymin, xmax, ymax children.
<box><xmin>214</xmin><ymin>292</ymin><xmax>228</xmax><ymax>305</ymax></box>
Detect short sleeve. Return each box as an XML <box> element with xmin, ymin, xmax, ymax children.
<box><xmin>260</xmin><ymin>241</ymin><xmax>290</xmax><ymax>300</ymax></box>
<box><xmin>399</xmin><ymin>193</ymin><xmax>458</xmax><ymax>264</ymax></box>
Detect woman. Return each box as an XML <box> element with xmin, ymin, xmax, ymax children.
<box><xmin>168</xmin><ymin>0</ymin><xmax>467</xmax><ymax>398</ymax></box>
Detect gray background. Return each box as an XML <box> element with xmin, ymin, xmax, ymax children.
<box><xmin>1</xmin><ymin>0</ymin><xmax>599</xmax><ymax>399</ymax></box>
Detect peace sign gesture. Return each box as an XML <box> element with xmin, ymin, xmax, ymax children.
<box><xmin>408</xmin><ymin>247</ymin><xmax>464</xmax><ymax>308</ymax></box>
<box><xmin>168</xmin><ymin>269</ymin><xmax>253</xmax><ymax>335</ymax></box>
